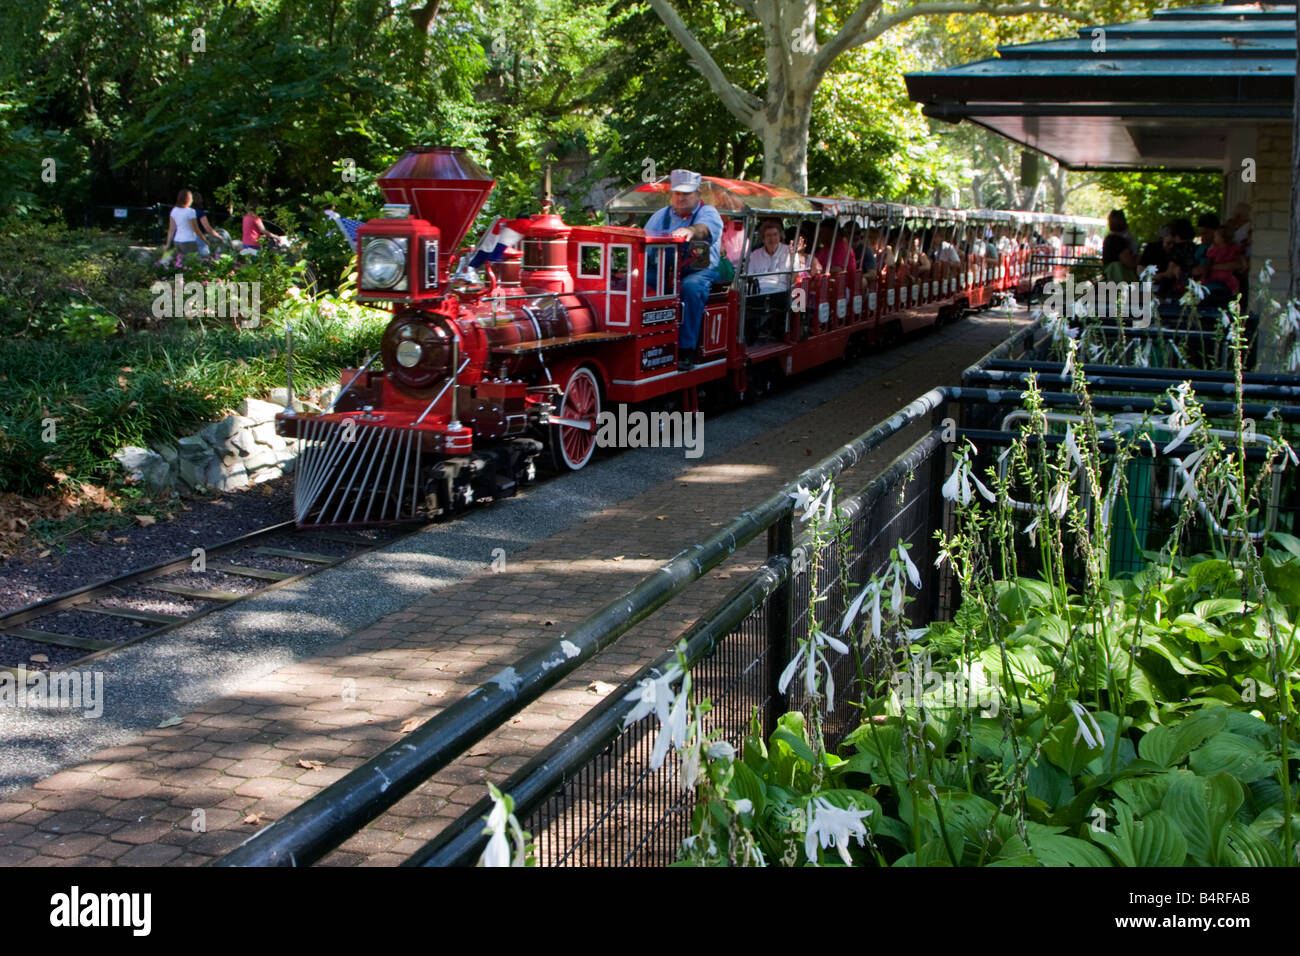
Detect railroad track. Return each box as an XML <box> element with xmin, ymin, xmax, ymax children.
<box><xmin>0</xmin><ymin>521</ymin><xmax>424</xmax><ymax>675</ymax></box>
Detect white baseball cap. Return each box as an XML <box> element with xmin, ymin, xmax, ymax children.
<box><xmin>670</xmin><ymin>169</ymin><xmax>702</xmax><ymax>193</ymax></box>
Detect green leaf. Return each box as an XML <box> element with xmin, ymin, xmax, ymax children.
<box><xmin>729</xmin><ymin>760</ymin><xmax>767</xmax><ymax>817</ymax></box>
<box><xmin>1194</xmin><ymin>598</ymin><xmax>1247</xmax><ymax>620</ymax></box>
<box><xmin>1043</xmin><ymin>716</ymin><xmax>1104</xmax><ymax>776</ymax></box>
<box><xmin>1027</xmin><ymin>831</ymin><xmax>1112</xmax><ymax>867</ymax></box>
<box><xmin>1187</xmin><ymin>732</ymin><xmax>1275</xmax><ymax>784</ymax></box>
<box><xmin>1113</xmin><ymin>771</ymin><xmax>1179</xmax><ymax>817</ymax></box>
<box><xmin>995</xmin><ymin>577</ymin><xmax>1055</xmax><ymax>621</ymax></box>
<box><xmin>1137</xmin><ymin>708</ymin><xmax>1226</xmax><ymax>768</ymax></box>
<box><xmin>1091</xmin><ymin>804</ymin><xmax>1187</xmax><ymax>867</ymax></box>
<box><xmin>770</xmin><ymin>727</ymin><xmax>817</xmax><ymax>768</ymax></box>
<box><xmin>1161</xmin><ymin>772</ymin><xmax>1243</xmax><ymax>866</ymax></box>
<box><xmin>1026</xmin><ymin>758</ymin><xmax>1075</xmax><ymax>811</ymax></box>
<box><xmin>1222</xmin><ymin>820</ymin><xmax>1284</xmax><ymax>867</ymax></box>
<box><xmin>1266</xmin><ymin>531</ymin><xmax>1300</xmax><ymax>560</ymax></box>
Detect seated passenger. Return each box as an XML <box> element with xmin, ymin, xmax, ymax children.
<box><xmin>1204</xmin><ymin>226</ymin><xmax>1246</xmax><ymax>298</ymax></box>
<box><xmin>1190</xmin><ymin>212</ymin><xmax>1220</xmax><ymax>279</ymax></box>
<box><xmin>907</xmin><ymin>237</ymin><xmax>932</xmax><ymax>277</ymax></box>
<box><xmin>745</xmin><ymin>218</ymin><xmax>793</xmax><ymax>343</ymax></box>
<box><xmin>813</xmin><ymin>219</ymin><xmax>856</xmax><ymax>281</ymax></box>
<box><xmin>644</xmin><ymin>168</ymin><xmax>723</xmax><ymax>370</ymax></box>
<box><xmin>1102</xmin><ymin>218</ymin><xmax>1139</xmax><ymax>283</ymax></box>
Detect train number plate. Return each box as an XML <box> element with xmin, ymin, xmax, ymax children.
<box><xmin>886</xmin><ymin>289</ymin><xmax>894</xmax><ymax>307</ymax></box>
<box><xmin>912</xmin><ymin>284</ymin><xmax>920</xmax><ymax>302</ymax></box>
<box><xmin>642</xmin><ymin>307</ymin><xmax>676</xmax><ymax>326</ymax></box>
<box><xmin>818</xmin><ymin>302</ymin><xmax>830</xmax><ymax>323</ymax></box>
<box><xmin>836</xmin><ymin>298</ymin><xmax>846</xmax><ymax>319</ymax></box>
<box><xmin>641</xmin><ymin>344</ymin><xmax>676</xmax><ymax>372</ymax></box>
<box><xmin>868</xmin><ymin>293</ymin><xmax>877</xmax><ymax>311</ymax></box>
<box><xmin>853</xmin><ymin>295</ymin><xmax>862</xmax><ymax>315</ymax></box>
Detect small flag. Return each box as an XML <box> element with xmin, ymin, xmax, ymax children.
<box><xmin>469</xmin><ymin>218</ymin><xmax>524</xmax><ymax>267</ymax></box>
<box><xmin>324</xmin><ymin>209</ymin><xmax>363</xmax><ymax>252</ymax></box>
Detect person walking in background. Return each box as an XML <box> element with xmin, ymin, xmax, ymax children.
<box><xmin>190</xmin><ymin>191</ymin><xmax>222</xmax><ymax>257</ymax></box>
<box><xmin>161</xmin><ymin>189</ymin><xmax>200</xmax><ymax>259</ymax></box>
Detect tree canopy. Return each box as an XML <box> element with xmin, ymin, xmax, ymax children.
<box><xmin>0</xmin><ymin>0</ymin><xmax>1230</xmax><ymax>236</ymax></box>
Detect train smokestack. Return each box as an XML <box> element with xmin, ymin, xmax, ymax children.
<box><xmin>377</xmin><ymin>147</ymin><xmax>495</xmax><ymax>255</ymax></box>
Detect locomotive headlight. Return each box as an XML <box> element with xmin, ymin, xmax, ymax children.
<box><xmin>396</xmin><ymin>340</ymin><xmax>422</xmax><ymax>367</ymax></box>
<box><xmin>362</xmin><ymin>237</ymin><xmax>408</xmax><ymax>290</ymax></box>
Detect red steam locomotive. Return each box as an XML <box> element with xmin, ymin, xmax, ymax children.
<box><xmin>276</xmin><ymin>146</ymin><xmax>1100</xmax><ymax>527</ymax></box>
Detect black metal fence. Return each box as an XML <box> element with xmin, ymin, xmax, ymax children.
<box><xmin>217</xmin><ymin>383</ymin><xmax>957</xmax><ymax>868</ymax></box>
<box><xmin>217</xmin><ymin>320</ymin><xmax>1300</xmax><ymax>868</ymax></box>
<box><xmin>399</xmin><ymin>426</ymin><xmax>950</xmax><ymax>867</ymax></box>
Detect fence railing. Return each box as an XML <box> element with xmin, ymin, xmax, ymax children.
<box><xmin>216</xmin><ymin>384</ymin><xmax>958</xmax><ymax>867</ymax></box>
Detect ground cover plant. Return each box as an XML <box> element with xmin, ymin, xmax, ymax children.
<box><xmin>0</xmin><ymin>254</ymin><xmax>385</xmax><ymax>500</ymax></box>
<box><xmin>613</xmin><ymin>286</ymin><xmax>1300</xmax><ymax>867</ymax></box>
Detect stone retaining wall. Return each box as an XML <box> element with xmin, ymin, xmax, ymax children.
<box><xmin>113</xmin><ymin>386</ymin><xmax>338</xmax><ymax>493</ymax></box>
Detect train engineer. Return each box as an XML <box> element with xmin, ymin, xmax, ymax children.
<box><xmin>643</xmin><ymin>169</ymin><xmax>724</xmax><ymax>370</ymax></box>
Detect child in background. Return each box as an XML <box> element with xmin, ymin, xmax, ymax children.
<box><xmin>1204</xmin><ymin>226</ymin><xmax>1246</xmax><ymax>296</ymax></box>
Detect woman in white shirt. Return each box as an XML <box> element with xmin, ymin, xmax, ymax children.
<box><xmin>163</xmin><ymin>189</ymin><xmax>200</xmax><ymax>257</ymax></box>
<box><xmin>746</xmin><ymin>219</ymin><xmax>796</xmax><ymax>343</ymax></box>
<box><xmin>748</xmin><ymin>219</ymin><xmax>794</xmax><ymax>294</ymax></box>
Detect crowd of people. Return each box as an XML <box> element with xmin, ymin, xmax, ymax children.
<box><xmin>1101</xmin><ymin>204</ymin><xmax>1252</xmax><ymax>306</ymax></box>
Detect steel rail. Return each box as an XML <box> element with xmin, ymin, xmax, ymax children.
<box><xmin>0</xmin><ymin>520</ymin><xmax>409</xmax><ymax>674</ymax></box>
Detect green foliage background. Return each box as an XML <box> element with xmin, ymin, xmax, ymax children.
<box><xmin>0</xmin><ymin>0</ymin><xmax>1227</xmax><ymax>235</ymax></box>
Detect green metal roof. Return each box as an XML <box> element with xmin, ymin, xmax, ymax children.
<box><xmin>904</xmin><ymin>2</ymin><xmax>1296</xmax><ymax>170</ymax></box>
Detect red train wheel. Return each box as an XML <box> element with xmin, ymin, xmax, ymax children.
<box><xmin>549</xmin><ymin>366</ymin><xmax>601</xmax><ymax>471</ymax></box>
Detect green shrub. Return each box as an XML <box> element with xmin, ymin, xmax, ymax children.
<box><xmin>0</xmin><ymin>292</ymin><xmax>389</xmax><ymax>495</ymax></box>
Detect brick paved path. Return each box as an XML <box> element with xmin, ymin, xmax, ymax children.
<box><xmin>0</xmin><ymin>313</ymin><xmax>1023</xmax><ymax>866</ymax></box>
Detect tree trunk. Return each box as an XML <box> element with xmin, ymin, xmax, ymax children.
<box><xmin>759</xmin><ymin>92</ymin><xmax>814</xmax><ymax>192</ymax></box>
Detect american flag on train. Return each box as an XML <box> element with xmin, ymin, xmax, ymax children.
<box><xmin>468</xmin><ymin>217</ymin><xmax>524</xmax><ymax>267</ymax></box>
<box><xmin>324</xmin><ymin>209</ymin><xmax>364</xmax><ymax>251</ymax></box>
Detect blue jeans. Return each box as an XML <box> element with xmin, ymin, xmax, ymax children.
<box><xmin>679</xmin><ymin>268</ymin><xmax>718</xmax><ymax>350</ymax></box>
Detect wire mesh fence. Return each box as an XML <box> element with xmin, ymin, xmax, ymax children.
<box><xmin>519</xmin><ymin>428</ymin><xmax>951</xmax><ymax>866</ymax></box>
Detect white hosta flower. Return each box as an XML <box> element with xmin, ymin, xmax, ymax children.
<box><xmin>479</xmin><ymin>784</ymin><xmax>530</xmax><ymax>867</ymax></box>
<box><xmin>779</xmin><ymin>629</ymin><xmax>849</xmax><ymax>710</ymax></box>
<box><xmin>1182</xmin><ymin>277</ymin><xmax>1207</xmax><ymax>306</ymax></box>
<box><xmin>1175</xmin><ymin>446</ymin><xmax>1212</xmax><ymax>500</ymax></box>
<box><xmin>839</xmin><ymin>580</ymin><xmax>880</xmax><ymax>637</ymax></box>
<box><xmin>1260</xmin><ymin>260</ymin><xmax>1275</xmax><ymax>282</ymax></box>
<box><xmin>942</xmin><ymin>447</ymin><xmax>997</xmax><ymax>507</ymax></box>
<box><xmin>1061</xmin><ymin>340</ymin><xmax>1076</xmax><ymax>377</ymax></box>
<box><xmin>622</xmin><ymin>665</ymin><xmax>682</xmax><ymax>729</ymax></box>
<box><xmin>1070</xmin><ymin>701</ymin><xmax>1105</xmax><ymax>749</ymax></box>
<box><xmin>1062</xmin><ymin>425</ymin><xmax>1083</xmax><ymax>471</ymax></box>
<box><xmin>1140</xmin><ymin>264</ymin><xmax>1158</xmax><ymax>281</ymax></box>
<box><xmin>791</xmin><ymin>481</ymin><xmax>834</xmax><ymax>524</ymax></box>
<box><xmin>706</xmin><ymin>740</ymin><xmax>736</xmax><ymax>761</ymax></box>
<box><xmin>732</xmin><ymin>798</ymin><xmax>753</xmax><ymax>815</ymax></box>
<box><xmin>889</xmin><ymin>570</ymin><xmax>904</xmax><ymax>615</ymax></box>
<box><xmin>1023</xmin><ymin>516</ymin><xmax>1040</xmax><ymax>546</ymax></box>
<box><xmin>652</xmin><ymin>680</ymin><xmax>693</xmax><ymax>771</ymax></box>
<box><xmin>897</xmin><ymin>540</ymin><xmax>922</xmax><ymax>590</ymax></box>
<box><xmin>623</xmin><ymin>663</ymin><xmax>694</xmax><ymax>772</ymax></box>
<box><xmin>1047</xmin><ymin>480</ymin><xmax>1070</xmax><ymax>519</ymax></box>
<box><xmin>804</xmin><ymin>797</ymin><xmax>873</xmax><ymax>866</ymax></box>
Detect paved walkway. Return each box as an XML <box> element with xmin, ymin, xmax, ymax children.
<box><xmin>0</xmin><ymin>312</ymin><xmax>1024</xmax><ymax>866</ymax></box>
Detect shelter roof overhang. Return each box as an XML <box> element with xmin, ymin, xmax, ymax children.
<box><xmin>903</xmin><ymin>2</ymin><xmax>1296</xmax><ymax>170</ymax></box>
